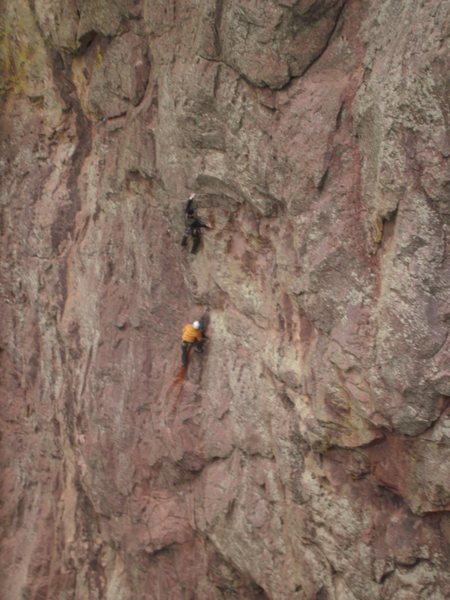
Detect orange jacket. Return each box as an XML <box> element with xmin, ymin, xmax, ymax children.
<box><xmin>182</xmin><ymin>324</ymin><xmax>202</xmax><ymax>343</ymax></box>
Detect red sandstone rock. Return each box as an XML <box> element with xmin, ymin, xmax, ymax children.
<box><xmin>1</xmin><ymin>0</ymin><xmax>449</xmax><ymax>599</ymax></box>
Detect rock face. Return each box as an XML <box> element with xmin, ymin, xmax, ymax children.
<box><xmin>1</xmin><ymin>0</ymin><xmax>449</xmax><ymax>598</ymax></box>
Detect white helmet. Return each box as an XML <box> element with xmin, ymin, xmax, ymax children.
<box><xmin>189</xmin><ymin>193</ymin><xmax>196</xmax><ymax>200</ymax></box>
<box><xmin>192</xmin><ymin>321</ymin><xmax>200</xmax><ymax>329</ymax></box>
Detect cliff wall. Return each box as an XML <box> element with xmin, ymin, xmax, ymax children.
<box><xmin>1</xmin><ymin>1</ymin><xmax>449</xmax><ymax>598</ymax></box>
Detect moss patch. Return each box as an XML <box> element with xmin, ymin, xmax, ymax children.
<box><xmin>0</xmin><ymin>21</ymin><xmax>34</xmax><ymax>96</ymax></box>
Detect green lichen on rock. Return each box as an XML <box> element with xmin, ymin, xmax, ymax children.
<box><xmin>0</xmin><ymin>21</ymin><xmax>34</xmax><ymax>96</ymax></box>
<box><xmin>0</xmin><ymin>0</ymin><xmax>65</xmax><ymax>128</ymax></box>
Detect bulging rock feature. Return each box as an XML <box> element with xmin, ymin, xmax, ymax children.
<box><xmin>200</xmin><ymin>0</ymin><xmax>347</xmax><ymax>89</ymax></box>
<box><xmin>1</xmin><ymin>0</ymin><xmax>449</xmax><ymax>599</ymax></box>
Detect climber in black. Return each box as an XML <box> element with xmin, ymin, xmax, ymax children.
<box><xmin>181</xmin><ymin>193</ymin><xmax>211</xmax><ymax>254</ymax></box>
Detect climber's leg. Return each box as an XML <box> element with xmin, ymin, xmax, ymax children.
<box><xmin>181</xmin><ymin>342</ymin><xmax>191</xmax><ymax>367</ymax></box>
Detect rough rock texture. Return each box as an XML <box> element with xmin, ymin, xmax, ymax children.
<box><xmin>1</xmin><ymin>0</ymin><xmax>450</xmax><ymax>599</ymax></box>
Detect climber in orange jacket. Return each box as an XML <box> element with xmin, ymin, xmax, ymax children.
<box><xmin>181</xmin><ymin>320</ymin><xmax>205</xmax><ymax>367</ymax></box>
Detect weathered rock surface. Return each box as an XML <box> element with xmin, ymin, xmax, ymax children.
<box><xmin>1</xmin><ymin>0</ymin><xmax>449</xmax><ymax>599</ymax></box>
